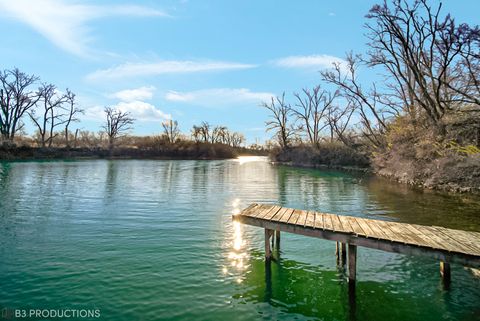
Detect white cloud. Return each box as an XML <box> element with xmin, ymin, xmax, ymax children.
<box><xmin>164</xmin><ymin>88</ymin><xmax>274</xmax><ymax>107</ymax></box>
<box><xmin>328</xmin><ymin>12</ymin><xmax>336</xmax><ymax>16</ymax></box>
<box><xmin>108</xmin><ymin>86</ymin><xmax>156</xmax><ymax>102</ymax></box>
<box><xmin>115</xmin><ymin>101</ymin><xmax>171</xmax><ymax>121</ymax></box>
<box><xmin>85</xmin><ymin>102</ymin><xmax>170</xmax><ymax>122</ymax></box>
<box><xmin>273</xmin><ymin>54</ymin><xmax>346</xmax><ymax>70</ymax></box>
<box><xmin>87</xmin><ymin>60</ymin><xmax>257</xmax><ymax>81</ymax></box>
<box><xmin>0</xmin><ymin>0</ymin><xmax>167</xmax><ymax>57</ymax></box>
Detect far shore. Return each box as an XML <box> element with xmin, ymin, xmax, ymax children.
<box><xmin>0</xmin><ymin>145</ymin><xmax>267</xmax><ymax>162</ymax></box>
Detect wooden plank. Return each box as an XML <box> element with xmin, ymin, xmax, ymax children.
<box><xmin>386</xmin><ymin>222</ymin><xmax>426</xmax><ymax>246</ymax></box>
<box><xmin>371</xmin><ymin>220</ymin><xmax>406</xmax><ymax>243</ymax></box>
<box><xmin>331</xmin><ymin>215</ymin><xmax>343</xmax><ymax>232</ymax></box>
<box><xmin>278</xmin><ymin>208</ymin><xmax>295</xmax><ymax>223</ymax></box>
<box><xmin>364</xmin><ymin>219</ymin><xmax>390</xmax><ymax>239</ymax></box>
<box><xmin>314</xmin><ymin>212</ymin><xmax>324</xmax><ymax>229</ymax></box>
<box><xmin>439</xmin><ymin>228</ymin><xmax>480</xmax><ymax>253</ymax></box>
<box><xmin>323</xmin><ymin>213</ymin><xmax>335</xmax><ymax>231</ymax></box>
<box><xmin>296</xmin><ymin>210</ymin><xmax>309</xmax><ymax>227</ymax></box>
<box><xmin>382</xmin><ymin>221</ymin><xmax>420</xmax><ymax>245</ymax></box>
<box><xmin>430</xmin><ymin>227</ymin><xmax>480</xmax><ymax>255</ymax></box>
<box><xmin>239</xmin><ymin>203</ymin><xmax>258</xmax><ymax>215</ymax></box>
<box><xmin>365</xmin><ymin>219</ymin><xmax>392</xmax><ymax>240</ymax></box>
<box><xmin>305</xmin><ymin>211</ymin><xmax>316</xmax><ymax>228</ymax></box>
<box><xmin>287</xmin><ymin>209</ymin><xmax>302</xmax><ymax>225</ymax></box>
<box><xmin>332</xmin><ymin>215</ymin><xmax>350</xmax><ymax>233</ymax></box>
<box><xmin>337</xmin><ymin>215</ymin><xmax>355</xmax><ymax>235</ymax></box>
<box><xmin>415</xmin><ymin>225</ymin><xmax>475</xmax><ymax>254</ymax></box>
<box><xmin>402</xmin><ymin>224</ymin><xmax>444</xmax><ymax>250</ymax></box>
<box><xmin>240</xmin><ymin>203</ymin><xmax>261</xmax><ymax>216</ymax></box>
<box><xmin>346</xmin><ymin>216</ymin><xmax>366</xmax><ymax>237</ymax></box>
<box><xmin>249</xmin><ymin>204</ymin><xmax>273</xmax><ymax>218</ymax></box>
<box><xmin>409</xmin><ymin>225</ymin><xmax>458</xmax><ymax>252</ymax></box>
<box><xmin>270</xmin><ymin>207</ymin><xmax>288</xmax><ymax>221</ymax></box>
<box><xmin>423</xmin><ymin>226</ymin><xmax>477</xmax><ymax>253</ymax></box>
<box><xmin>355</xmin><ymin>217</ymin><xmax>377</xmax><ymax>238</ymax></box>
<box><xmin>408</xmin><ymin>224</ymin><xmax>452</xmax><ymax>250</ymax></box>
<box><xmin>262</xmin><ymin>206</ymin><xmax>282</xmax><ymax>220</ymax></box>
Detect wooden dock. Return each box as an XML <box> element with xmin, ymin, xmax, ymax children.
<box><xmin>233</xmin><ymin>203</ymin><xmax>480</xmax><ymax>286</ymax></box>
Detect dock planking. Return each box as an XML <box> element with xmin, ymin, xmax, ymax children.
<box><xmin>233</xmin><ymin>203</ymin><xmax>480</xmax><ymax>286</ymax></box>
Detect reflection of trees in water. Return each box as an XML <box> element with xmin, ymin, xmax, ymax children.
<box><xmin>104</xmin><ymin>161</ymin><xmax>118</xmax><ymax>202</ymax></box>
<box><xmin>363</xmin><ymin>176</ymin><xmax>480</xmax><ymax>230</ymax></box>
<box><xmin>0</xmin><ymin>163</ymin><xmax>12</xmax><ymax>220</ymax></box>
<box><xmin>276</xmin><ymin>166</ymin><xmax>365</xmax><ymax>214</ymax></box>
<box><xmin>191</xmin><ymin>161</ymin><xmax>210</xmax><ymax>196</ymax></box>
<box><xmin>0</xmin><ymin>162</ymin><xmax>11</xmax><ymax>185</ymax></box>
<box><xmin>275</xmin><ymin>165</ymin><xmax>480</xmax><ymax>231</ymax></box>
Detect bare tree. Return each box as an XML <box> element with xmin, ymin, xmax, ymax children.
<box><xmin>162</xmin><ymin>119</ymin><xmax>180</xmax><ymax>143</ymax></box>
<box><xmin>365</xmin><ymin>0</ymin><xmax>480</xmax><ymax>135</ymax></box>
<box><xmin>291</xmin><ymin>85</ymin><xmax>337</xmax><ymax>146</ymax></box>
<box><xmin>230</xmin><ymin>132</ymin><xmax>245</xmax><ymax>147</ymax></box>
<box><xmin>261</xmin><ymin>93</ymin><xmax>295</xmax><ymax>149</ymax></box>
<box><xmin>326</xmin><ymin>102</ymin><xmax>356</xmax><ymax>146</ymax></box>
<box><xmin>0</xmin><ymin>68</ymin><xmax>40</xmax><ymax>142</ymax></box>
<box><xmin>322</xmin><ymin>55</ymin><xmax>389</xmax><ymax>147</ymax></box>
<box><xmin>198</xmin><ymin>121</ymin><xmax>210</xmax><ymax>142</ymax></box>
<box><xmin>29</xmin><ymin>83</ymin><xmax>68</xmax><ymax>147</ymax></box>
<box><xmin>103</xmin><ymin>107</ymin><xmax>135</xmax><ymax>151</ymax></box>
<box><xmin>63</xmin><ymin>89</ymin><xmax>83</xmax><ymax>148</ymax></box>
<box><xmin>211</xmin><ymin>125</ymin><xmax>228</xmax><ymax>144</ymax></box>
<box><xmin>191</xmin><ymin>125</ymin><xmax>202</xmax><ymax>142</ymax></box>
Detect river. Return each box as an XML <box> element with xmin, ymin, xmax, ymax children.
<box><xmin>0</xmin><ymin>157</ymin><xmax>479</xmax><ymax>320</ymax></box>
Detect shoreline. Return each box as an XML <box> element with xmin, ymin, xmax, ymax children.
<box><xmin>271</xmin><ymin>160</ymin><xmax>480</xmax><ymax>196</ymax></box>
<box><xmin>270</xmin><ymin>161</ymin><xmax>371</xmax><ymax>173</ymax></box>
<box><xmin>0</xmin><ymin>145</ymin><xmax>267</xmax><ymax>162</ymax></box>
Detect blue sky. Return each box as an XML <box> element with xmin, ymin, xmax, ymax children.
<box><xmin>0</xmin><ymin>0</ymin><xmax>478</xmax><ymax>144</ymax></box>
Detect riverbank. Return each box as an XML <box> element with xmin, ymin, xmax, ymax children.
<box><xmin>373</xmin><ymin>152</ymin><xmax>480</xmax><ymax>195</ymax></box>
<box><xmin>0</xmin><ymin>144</ymin><xmax>267</xmax><ymax>161</ymax></box>
<box><xmin>270</xmin><ymin>144</ymin><xmax>480</xmax><ymax>195</ymax></box>
<box><xmin>271</xmin><ymin>161</ymin><xmax>370</xmax><ymax>173</ymax></box>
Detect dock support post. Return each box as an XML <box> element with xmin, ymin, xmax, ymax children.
<box><xmin>342</xmin><ymin>243</ymin><xmax>347</xmax><ymax>265</ymax></box>
<box><xmin>265</xmin><ymin>229</ymin><xmax>273</xmax><ymax>260</ymax></box>
<box><xmin>348</xmin><ymin>244</ymin><xmax>357</xmax><ymax>285</ymax></box>
<box><xmin>335</xmin><ymin>242</ymin><xmax>340</xmax><ymax>263</ymax></box>
<box><xmin>440</xmin><ymin>261</ymin><xmax>451</xmax><ymax>287</ymax></box>
<box><xmin>337</xmin><ymin>242</ymin><xmax>347</xmax><ymax>265</ymax></box>
<box><xmin>275</xmin><ymin>230</ymin><xmax>280</xmax><ymax>249</ymax></box>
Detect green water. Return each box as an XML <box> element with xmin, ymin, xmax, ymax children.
<box><xmin>0</xmin><ymin>158</ymin><xmax>479</xmax><ymax>321</ymax></box>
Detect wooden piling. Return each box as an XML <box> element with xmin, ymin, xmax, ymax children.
<box><xmin>440</xmin><ymin>261</ymin><xmax>451</xmax><ymax>285</ymax></box>
<box><xmin>336</xmin><ymin>242</ymin><xmax>340</xmax><ymax>263</ymax></box>
<box><xmin>275</xmin><ymin>230</ymin><xmax>280</xmax><ymax>249</ymax></box>
<box><xmin>348</xmin><ymin>244</ymin><xmax>357</xmax><ymax>284</ymax></box>
<box><xmin>341</xmin><ymin>242</ymin><xmax>347</xmax><ymax>265</ymax></box>
<box><xmin>265</xmin><ymin>229</ymin><xmax>273</xmax><ymax>260</ymax></box>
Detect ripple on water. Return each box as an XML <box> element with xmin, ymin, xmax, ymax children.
<box><xmin>0</xmin><ymin>159</ymin><xmax>480</xmax><ymax>321</ymax></box>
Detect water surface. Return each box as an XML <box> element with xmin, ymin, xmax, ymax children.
<box><xmin>0</xmin><ymin>158</ymin><xmax>479</xmax><ymax>320</ymax></box>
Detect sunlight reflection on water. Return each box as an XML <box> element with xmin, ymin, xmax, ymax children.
<box><xmin>234</xmin><ymin>156</ymin><xmax>268</xmax><ymax>165</ymax></box>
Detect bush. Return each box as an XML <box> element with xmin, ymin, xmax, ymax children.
<box><xmin>272</xmin><ymin>142</ymin><xmax>370</xmax><ymax>168</ymax></box>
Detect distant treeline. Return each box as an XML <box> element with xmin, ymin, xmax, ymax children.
<box><xmin>0</xmin><ymin>68</ymin><xmax>265</xmax><ymax>159</ymax></box>
<box><xmin>262</xmin><ymin>0</ymin><xmax>480</xmax><ymax>193</ymax></box>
